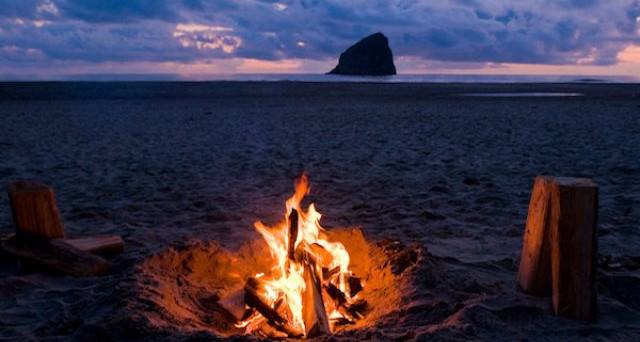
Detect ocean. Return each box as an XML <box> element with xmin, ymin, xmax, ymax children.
<box><xmin>33</xmin><ymin>73</ymin><xmax>640</xmax><ymax>83</ymax></box>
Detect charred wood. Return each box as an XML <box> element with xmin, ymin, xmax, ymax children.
<box><xmin>288</xmin><ymin>209</ymin><xmax>298</xmax><ymax>261</ymax></box>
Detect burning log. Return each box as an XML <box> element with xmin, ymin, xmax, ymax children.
<box><xmin>348</xmin><ymin>298</ymin><xmax>369</xmax><ymax>318</ymax></box>
<box><xmin>324</xmin><ymin>282</ymin><xmax>367</xmax><ymax>320</ymax></box>
<box><xmin>325</xmin><ymin>282</ymin><xmax>347</xmax><ymax>307</ymax></box>
<box><xmin>301</xmin><ymin>255</ymin><xmax>331</xmax><ymax>337</ymax></box>
<box><xmin>8</xmin><ymin>181</ymin><xmax>65</xmax><ymax>239</ymax></box>
<box><xmin>322</xmin><ymin>266</ymin><xmax>340</xmax><ymax>280</ymax></box>
<box><xmin>244</xmin><ymin>277</ymin><xmax>302</xmax><ymax>337</ymax></box>
<box><xmin>244</xmin><ymin>277</ymin><xmax>287</xmax><ymax>326</ymax></box>
<box><xmin>517</xmin><ymin>176</ymin><xmax>598</xmax><ymax>321</ymax></box>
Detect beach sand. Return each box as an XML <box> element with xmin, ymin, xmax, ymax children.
<box><xmin>0</xmin><ymin>82</ymin><xmax>639</xmax><ymax>340</ymax></box>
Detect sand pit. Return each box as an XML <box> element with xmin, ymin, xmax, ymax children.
<box><xmin>134</xmin><ymin>228</ymin><xmax>417</xmax><ymax>338</ymax></box>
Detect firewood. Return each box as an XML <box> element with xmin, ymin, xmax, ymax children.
<box><xmin>322</xmin><ymin>266</ymin><xmax>340</xmax><ymax>280</ymax></box>
<box><xmin>324</xmin><ymin>282</ymin><xmax>366</xmax><ymax>320</ymax></box>
<box><xmin>8</xmin><ymin>181</ymin><xmax>65</xmax><ymax>239</ymax></box>
<box><xmin>302</xmin><ymin>259</ymin><xmax>331</xmax><ymax>337</ymax></box>
<box><xmin>518</xmin><ymin>176</ymin><xmax>554</xmax><ymax>295</ymax></box>
<box><xmin>0</xmin><ymin>235</ymin><xmax>110</xmax><ymax>276</ymax></box>
<box><xmin>288</xmin><ymin>209</ymin><xmax>298</xmax><ymax>261</ymax></box>
<box><xmin>244</xmin><ymin>277</ymin><xmax>302</xmax><ymax>337</ymax></box>
<box><xmin>244</xmin><ymin>277</ymin><xmax>286</xmax><ymax>326</ymax></box>
<box><xmin>325</xmin><ymin>282</ymin><xmax>347</xmax><ymax>306</ymax></box>
<box><xmin>331</xmin><ymin>317</ymin><xmax>355</xmax><ymax>327</ymax></box>
<box><xmin>257</xmin><ymin>321</ymin><xmax>288</xmax><ymax>339</ymax></box>
<box><xmin>62</xmin><ymin>235</ymin><xmax>124</xmax><ymax>256</ymax></box>
<box><xmin>347</xmin><ymin>298</ymin><xmax>368</xmax><ymax>318</ymax></box>
<box><xmin>549</xmin><ymin>177</ymin><xmax>598</xmax><ymax>321</ymax></box>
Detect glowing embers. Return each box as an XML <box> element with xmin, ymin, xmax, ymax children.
<box><xmin>232</xmin><ymin>175</ymin><xmax>367</xmax><ymax>338</ymax></box>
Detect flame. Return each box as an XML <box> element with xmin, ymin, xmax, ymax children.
<box><xmin>238</xmin><ymin>174</ymin><xmax>356</xmax><ymax>336</ymax></box>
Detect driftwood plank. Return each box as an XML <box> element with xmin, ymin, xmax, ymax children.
<box><xmin>550</xmin><ymin>177</ymin><xmax>598</xmax><ymax>321</ymax></box>
<box><xmin>8</xmin><ymin>181</ymin><xmax>65</xmax><ymax>239</ymax></box>
<box><xmin>1</xmin><ymin>235</ymin><xmax>110</xmax><ymax>277</ymax></box>
<box><xmin>62</xmin><ymin>235</ymin><xmax>124</xmax><ymax>255</ymax></box>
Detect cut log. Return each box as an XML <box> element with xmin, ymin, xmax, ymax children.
<box><xmin>62</xmin><ymin>235</ymin><xmax>124</xmax><ymax>255</ymax></box>
<box><xmin>8</xmin><ymin>181</ymin><xmax>65</xmax><ymax>239</ymax></box>
<box><xmin>301</xmin><ymin>256</ymin><xmax>331</xmax><ymax>337</ymax></box>
<box><xmin>549</xmin><ymin>177</ymin><xmax>598</xmax><ymax>321</ymax></box>
<box><xmin>518</xmin><ymin>176</ymin><xmax>554</xmax><ymax>295</ymax></box>
<box><xmin>517</xmin><ymin>176</ymin><xmax>598</xmax><ymax>321</ymax></box>
<box><xmin>0</xmin><ymin>235</ymin><xmax>110</xmax><ymax>276</ymax></box>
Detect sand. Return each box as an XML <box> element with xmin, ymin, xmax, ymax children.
<box><xmin>0</xmin><ymin>81</ymin><xmax>639</xmax><ymax>340</ymax></box>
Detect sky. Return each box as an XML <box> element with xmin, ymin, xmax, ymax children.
<box><xmin>1</xmin><ymin>0</ymin><xmax>640</xmax><ymax>79</ymax></box>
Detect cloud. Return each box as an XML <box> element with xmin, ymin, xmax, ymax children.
<box><xmin>36</xmin><ymin>0</ymin><xmax>59</xmax><ymax>16</ymax></box>
<box><xmin>618</xmin><ymin>44</ymin><xmax>640</xmax><ymax>63</ymax></box>
<box><xmin>173</xmin><ymin>23</ymin><xmax>242</xmax><ymax>53</ymax></box>
<box><xmin>0</xmin><ymin>0</ymin><xmax>639</xmax><ymax>76</ymax></box>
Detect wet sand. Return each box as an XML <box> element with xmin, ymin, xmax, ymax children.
<box><xmin>1</xmin><ymin>82</ymin><xmax>639</xmax><ymax>340</ymax></box>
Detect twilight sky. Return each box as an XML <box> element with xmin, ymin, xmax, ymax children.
<box><xmin>1</xmin><ymin>0</ymin><xmax>640</xmax><ymax>79</ymax></box>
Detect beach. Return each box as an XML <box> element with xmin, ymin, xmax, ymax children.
<box><xmin>1</xmin><ymin>81</ymin><xmax>639</xmax><ymax>340</ymax></box>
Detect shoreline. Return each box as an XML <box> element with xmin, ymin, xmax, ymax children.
<box><xmin>1</xmin><ymin>81</ymin><xmax>639</xmax><ymax>102</ymax></box>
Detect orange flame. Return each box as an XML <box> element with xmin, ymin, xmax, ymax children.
<box><xmin>239</xmin><ymin>174</ymin><xmax>356</xmax><ymax>336</ymax></box>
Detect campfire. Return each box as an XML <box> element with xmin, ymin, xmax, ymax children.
<box><xmin>134</xmin><ymin>174</ymin><xmax>411</xmax><ymax>339</ymax></box>
<box><xmin>235</xmin><ymin>174</ymin><xmax>366</xmax><ymax>338</ymax></box>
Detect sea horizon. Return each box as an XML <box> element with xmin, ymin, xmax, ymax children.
<box><xmin>1</xmin><ymin>73</ymin><xmax>638</xmax><ymax>83</ymax></box>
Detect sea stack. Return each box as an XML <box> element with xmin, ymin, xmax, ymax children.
<box><xmin>328</xmin><ymin>32</ymin><xmax>396</xmax><ymax>76</ymax></box>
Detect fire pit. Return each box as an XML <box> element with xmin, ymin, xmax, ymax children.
<box><xmin>134</xmin><ymin>175</ymin><xmax>419</xmax><ymax>338</ymax></box>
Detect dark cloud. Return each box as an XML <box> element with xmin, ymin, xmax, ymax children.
<box><xmin>0</xmin><ymin>0</ymin><xmax>639</xmax><ymax>72</ymax></box>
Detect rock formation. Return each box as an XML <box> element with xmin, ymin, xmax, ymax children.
<box><xmin>328</xmin><ymin>32</ymin><xmax>396</xmax><ymax>76</ymax></box>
